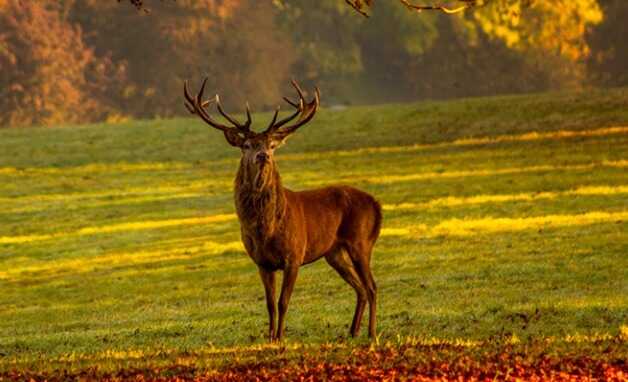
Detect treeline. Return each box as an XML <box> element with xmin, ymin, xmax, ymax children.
<box><xmin>0</xmin><ymin>0</ymin><xmax>626</xmax><ymax>127</ymax></box>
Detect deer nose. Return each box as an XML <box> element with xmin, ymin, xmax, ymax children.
<box><xmin>256</xmin><ymin>152</ymin><xmax>269</xmax><ymax>163</ymax></box>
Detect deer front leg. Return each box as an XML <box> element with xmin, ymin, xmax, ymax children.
<box><xmin>258</xmin><ymin>268</ymin><xmax>277</xmax><ymax>342</ymax></box>
<box><xmin>277</xmin><ymin>263</ymin><xmax>299</xmax><ymax>341</ymax></box>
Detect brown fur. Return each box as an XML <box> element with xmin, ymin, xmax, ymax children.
<box><xmin>234</xmin><ymin>151</ymin><xmax>381</xmax><ymax>341</ymax></box>
<box><xmin>183</xmin><ymin>79</ymin><xmax>381</xmax><ymax>341</ymax></box>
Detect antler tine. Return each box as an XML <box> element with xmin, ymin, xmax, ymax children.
<box><xmin>194</xmin><ymin>77</ymin><xmax>211</xmax><ymax>111</ymax></box>
<box><xmin>273</xmin><ymin>86</ymin><xmax>320</xmax><ymax>137</ymax></box>
<box><xmin>215</xmin><ymin>95</ymin><xmax>249</xmax><ymax>132</ymax></box>
<box><xmin>273</xmin><ymin>87</ymin><xmax>306</xmax><ymax>130</ymax></box>
<box><xmin>263</xmin><ymin>80</ymin><xmax>307</xmax><ymax>134</ymax></box>
<box><xmin>186</xmin><ymin>98</ymin><xmax>214</xmax><ymax>114</ymax></box>
<box><xmin>184</xmin><ymin>100</ymin><xmax>195</xmax><ymax>114</ymax></box>
<box><xmin>282</xmin><ymin>96</ymin><xmax>299</xmax><ymax>108</ymax></box>
<box><xmin>280</xmin><ymin>79</ymin><xmax>306</xmax><ymax>113</ymax></box>
<box><xmin>269</xmin><ymin>104</ymin><xmax>302</xmax><ymax>132</ymax></box>
<box><xmin>290</xmin><ymin>79</ymin><xmax>306</xmax><ymax>102</ymax></box>
<box><xmin>244</xmin><ymin>102</ymin><xmax>252</xmax><ymax>129</ymax></box>
<box><xmin>266</xmin><ymin>105</ymin><xmax>280</xmax><ymax>130</ymax></box>
<box><xmin>183</xmin><ymin>79</ymin><xmax>197</xmax><ymax>111</ymax></box>
<box><xmin>184</xmin><ymin>78</ymin><xmax>236</xmax><ymax>134</ymax></box>
<box><xmin>264</xmin><ymin>80</ymin><xmax>320</xmax><ymax>136</ymax></box>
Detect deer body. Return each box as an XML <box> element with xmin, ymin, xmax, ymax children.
<box><xmin>235</xmin><ymin>175</ymin><xmax>381</xmax><ymax>268</ymax></box>
<box><xmin>184</xmin><ymin>79</ymin><xmax>381</xmax><ymax>341</ymax></box>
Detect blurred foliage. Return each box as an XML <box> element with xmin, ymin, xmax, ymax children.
<box><xmin>0</xmin><ymin>0</ymin><xmax>117</xmax><ymax>127</ymax></box>
<box><xmin>69</xmin><ymin>0</ymin><xmax>293</xmax><ymax>118</ymax></box>
<box><xmin>0</xmin><ymin>0</ymin><xmax>624</xmax><ymax>127</ymax></box>
<box><xmin>468</xmin><ymin>0</ymin><xmax>604</xmax><ymax>88</ymax></box>
<box><xmin>471</xmin><ymin>0</ymin><xmax>602</xmax><ymax>60</ymax></box>
<box><xmin>586</xmin><ymin>0</ymin><xmax>628</xmax><ymax>88</ymax></box>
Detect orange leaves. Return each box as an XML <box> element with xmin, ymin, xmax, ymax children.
<box><xmin>1</xmin><ymin>341</ymin><xmax>626</xmax><ymax>381</ymax></box>
<box><xmin>472</xmin><ymin>0</ymin><xmax>603</xmax><ymax>64</ymax></box>
<box><xmin>0</xmin><ymin>1</ymin><xmax>111</xmax><ymax>127</ymax></box>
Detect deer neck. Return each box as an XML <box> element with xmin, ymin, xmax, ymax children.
<box><xmin>234</xmin><ymin>159</ymin><xmax>286</xmax><ymax>238</ymax></box>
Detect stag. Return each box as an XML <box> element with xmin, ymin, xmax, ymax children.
<box><xmin>184</xmin><ymin>79</ymin><xmax>382</xmax><ymax>341</ymax></box>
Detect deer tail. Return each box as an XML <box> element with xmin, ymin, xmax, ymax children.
<box><xmin>370</xmin><ymin>198</ymin><xmax>383</xmax><ymax>241</ymax></box>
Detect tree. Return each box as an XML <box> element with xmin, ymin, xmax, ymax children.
<box><xmin>0</xmin><ymin>0</ymin><xmax>113</xmax><ymax>127</ymax></box>
<box><xmin>586</xmin><ymin>0</ymin><xmax>628</xmax><ymax>87</ymax></box>
<box><xmin>69</xmin><ymin>0</ymin><xmax>293</xmax><ymax>117</ymax></box>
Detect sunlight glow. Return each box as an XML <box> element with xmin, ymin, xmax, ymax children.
<box><xmin>75</xmin><ymin>214</ymin><xmax>235</xmax><ymax>235</ymax></box>
<box><xmin>0</xmin><ymin>214</ymin><xmax>236</xmax><ymax>245</ymax></box>
<box><xmin>0</xmin><ymin>179</ymin><xmax>229</xmax><ymax>213</ymax></box>
<box><xmin>2</xmin><ymin>190</ymin><xmax>626</xmax><ymax>244</ymax></box>
<box><xmin>3</xmin><ymin>193</ymin><xmax>206</xmax><ymax>214</ymax></box>
<box><xmin>312</xmin><ymin>160</ymin><xmax>628</xmax><ymax>186</ymax></box>
<box><xmin>6</xmin><ymin>161</ymin><xmax>624</xmax><ymax>215</ymax></box>
<box><xmin>386</xmin><ymin>210</ymin><xmax>628</xmax><ymax>238</ymax></box>
<box><xmin>383</xmin><ymin>185</ymin><xmax>628</xmax><ymax>211</ymax></box>
<box><xmin>282</xmin><ymin>126</ymin><xmax>628</xmax><ymax>161</ymax></box>
<box><xmin>5</xmin><ymin>209</ymin><xmax>622</xmax><ymax>279</ymax></box>
<box><xmin>0</xmin><ymin>240</ymin><xmax>243</xmax><ymax>281</ymax></box>
<box><xmin>0</xmin><ymin>161</ymin><xmax>192</xmax><ymax>176</ymax></box>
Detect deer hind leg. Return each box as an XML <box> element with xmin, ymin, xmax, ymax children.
<box><xmin>325</xmin><ymin>248</ymin><xmax>368</xmax><ymax>337</ymax></box>
<box><xmin>258</xmin><ymin>268</ymin><xmax>277</xmax><ymax>342</ymax></box>
<box><xmin>346</xmin><ymin>244</ymin><xmax>377</xmax><ymax>339</ymax></box>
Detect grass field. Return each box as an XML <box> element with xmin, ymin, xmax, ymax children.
<box><xmin>1</xmin><ymin>88</ymin><xmax>627</xmax><ymax>379</ymax></box>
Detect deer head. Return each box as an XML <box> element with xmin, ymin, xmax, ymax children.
<box><xmin>184</xmin><ymin>79</ymin><xmax>319</xmax><ymax>186</ymax></box>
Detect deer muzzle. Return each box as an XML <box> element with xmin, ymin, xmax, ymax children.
<box><xmin>256</xmin><ymin>152</ymin><xmax>270</xmax><ymax>165</ymax></box>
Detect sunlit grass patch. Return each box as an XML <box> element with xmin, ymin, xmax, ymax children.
<box><xmin>0</xmin><ymin>161</ymin><xmax>194</xmax><ymax>176</ymax></box>
<box><xmin>281</xmin><ymin>125</ymin><xmax>628</xmax><ymax>161</ymax></box>
<box><xmin>75</xmin><ymin>214</ymin><xmax>236</xmax><ymax>235</ymax></box>
<box><xmin>2</xmin><ymin>192</ymin><xmax>207</xmax><ymax>214</ymax></box>
<box><xmin>430</xmin><ymin>210</ymin><xmax>627</xmax><ymax>236</ymax></box>
<box><xmin>306</xmin><ymin>160</ymin><xmax>628</xmax><ymax>186</ymax></box>
<box><xmin>389</xmin><ymin>210</ymin><xmax>628</xmax><ymax>238</ymax></box>
<box><xmin>3</xmin><ymin>192</ymin><xmax>624</xmax><ymax>245</ymax></box>
<box><xmin>0</xmin><ymin>214</ymin><xmax>236</xmax><ymax>244</ymax></box>
<box><xmin>383</xmin><ymin>185</ymin><xmax>628</xmax><ymax>211</ymax></box>
<box><xmin>0</xmin><ymin>233</ymin><xmax>55</xmax><ymax>244</ymax></box>
<box><xmin>0</xmin><ymin>240</ymin><xmax>243</xmax><ymax>282</ymax></box>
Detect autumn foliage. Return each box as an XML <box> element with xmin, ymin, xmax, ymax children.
<box><xmin>0</xmin><ymin>0</ymin><xmax>626</xmax><ymax>127</ymax></box>
<box><xmin>0</xmin><ymin>1</ymin><xmax>106</xmax><ymax>127</ymax></box>
<box><xmin>1</xmin><ymin>341</ymin><xmax>626</xmax><ymax>381</ymax></box>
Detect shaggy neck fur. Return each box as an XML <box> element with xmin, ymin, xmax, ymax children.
<box><xmin>234</xmin><ymin>159</ymin><xmax>286</xmax><ymax>238</ymax></box>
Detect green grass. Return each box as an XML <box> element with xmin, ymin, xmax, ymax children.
<box><xmin>0</xmin><ymin>88</ymin><xmax>627</xmax><ymax>372</ymax></box>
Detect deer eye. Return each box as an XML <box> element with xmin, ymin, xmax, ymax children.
<box><xmin>243</xmin><ymin>142</ymin><xmax>252</xmax><ymax>149</ymax></box>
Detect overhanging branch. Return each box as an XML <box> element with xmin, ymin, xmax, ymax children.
<box><xmin>346</xmin><ymin>0</ymin><xmax>481</xmax><ymax>17</ymax></box>
<box><xmin>345</xmin><ymin>0</ymin><xmax>370</xmax><ymax>17</ymax></box>
<box><xmin>399</xmin><ymin>0</ymin><xmax>479</xmax><ymax>14</ymax></box>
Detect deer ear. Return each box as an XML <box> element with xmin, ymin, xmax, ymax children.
<box><xmin>223</xmin><ymin>130</ymin><xmax>244</xmax><ymax>147</ymax></box>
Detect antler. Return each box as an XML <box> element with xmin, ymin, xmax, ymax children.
<box><xmin>264</xmin><ymin>80</ymin><xmax>320</xmax><ymax>137</ymax></box>
<box><xmin>183</xmin><ymin>78</ymin><xmax>252</xmax><ymax>136</ymax></box>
